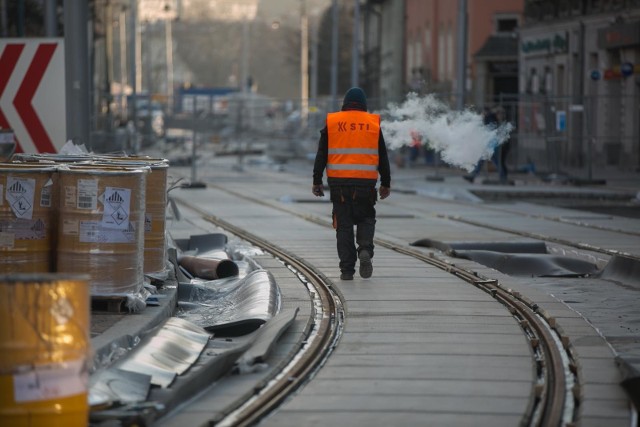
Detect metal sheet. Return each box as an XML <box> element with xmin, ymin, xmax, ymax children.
<box><xmin>89</xmin><ymin>368</ymin><xmax>151</xmax><ymax>406</ymax></box>
<box><xmin>452</xmin><ymin>250</ymin><xmax>600</xmax><ymax>277</ymax></box>
<box><xmin>188</xmin><ymin>233</ymin><xmax>228</xmax><ymax>252</ymax></box>
<box><xmin>177</xmin><ymin>269</ymin><xmax>281</xmax><ymax>336</ymax></box>
<box><xmin>114</xmin><ymin>317</ymin><xmax>210</xmax><ymax>388</ymax></box>
<box><xmin>237</xmin><ymin>307</ymin><xmax>299</xmax><ymax>367</ymax></box>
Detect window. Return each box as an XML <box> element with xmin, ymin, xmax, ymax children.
<box><xmin>557</xmin><ymin>65</ymin><xmax>565</xmax><ymax>96</ymax></box>
<box><xmin>438</xmin><ymin>27</ymin><xmax>445</xmax><ymax>80</ymax></box>
<box><xmin>497</xmin><ymin>18</ymin><xmax>518</xmax><ymax>33</ymax></box>
<box><xmin>446</xmin><ymin>24</ymin><xmax>454</xmax><ymax>77</ymax></box>
<box><xmin>407</xmin><ymin>42</ymin><xmax>414</xmax><ymax>82</ymax></box>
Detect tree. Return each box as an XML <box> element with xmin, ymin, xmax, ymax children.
<box><xmin>315</xmin><ymin>2</ymin><xmax>354</xmax><ymax>96</ymax></box>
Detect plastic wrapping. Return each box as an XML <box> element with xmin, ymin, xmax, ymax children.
<box><xmin>0</xmin><ymin>164</ymin><xmax>58</xmax><ymax>273</ymax></box>
<box><xmin>93</xmin><ymin>156</ymin><xmax>169</xmax><ymax>275</ymax></box>
<box><xmin>0</xmin><ymin>274</ymin><xmax>90</xmax><ymax>426</ymax></box>
<box><xmin>12</xmin><ymin>153</ymin><xmax>171</xmax><ymax>277</ymax></box>
<box><xmin>56</xmin><ymin>165</ymin><xmax>147</xmax><ymax>296</ymax></box>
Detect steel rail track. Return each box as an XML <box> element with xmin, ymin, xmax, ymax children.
<box><xmin>173</xmin><ymin>201</ymin><xmax>345</xmax><ymax>427</ymax></box>
<box><xmin>229</xmin><ymin>166</ymin><xmax>640</xmax><ymax>239</ymax></box>
<box><xmin>172</xmin><ymin>180</ymin><xmax>576</xmax><ymax>426</ymax></box>
<box><xmin>436</xmin><ymin>213</ymin><xmax>637</xmax><ymax>260</ymax></box>
<box><xmin>231</xmin><ymin>167</ymin><xmax>637</xmax><ymax>257</ymax></box>
<box><xmin>373</xmin><ymin>240</ymin><xmax>572</xmax><ymax>427</ymax></box>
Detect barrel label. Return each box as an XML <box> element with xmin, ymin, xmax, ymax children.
<box><xmin>40</xmin><ymin>178</ymin><xmax>53</xmax><ymax>207</ymax></box>
<box><xmin>5</xmin><ymin>176</ymin><xmax>35</xmax><ymax>219</ymax></box>
<box><xmin>0</xmin><ymin>231</ymin><xmax>14</xmax><ymax>248</ymax></box>
<box><xmin>79</xmin><ymin>220</ymin><xmax>136</xmax><ymax>243</ymax></box>
<box><xmin>64</xmin><ymin>185</ymin><xmax>76</xmax><ymax>207</ymax></box>
<box><xmin>13</xmin><ymin>359</ymin><xmax>87</xmax><ymax>402</ymax></box>
<box><xmin>0</xmin><ymin>218</ymin><xmax>46</xmax><ymax>240</ymax></box>
<box><xmin>145</xmin><ymin>214</ymin><xmax>152</xmax><ymax>232</ymax></box>
<box><xmin>0</xmin><ymin>184</ymin><xmax>3</xmax><ymax>205</ymax></box>
<box><xmin>77</xmin><ymin>179</ymin><xmax>98</xmax><ymax>210</ymax></box>
<box><xmin>62</xmin><ymin>218</ymin><xmax>79</xmax><ymax>235</ymax></box>
<box><xmin>102</xmin><ymin>186</ymin><xmax>131</xmax><ymax>230</ymax></box>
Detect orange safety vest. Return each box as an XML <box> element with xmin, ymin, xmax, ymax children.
<box><xmin>326</xmin><ymin>111</ymin><xmax>380</xmax><ymax>180</ymax></box>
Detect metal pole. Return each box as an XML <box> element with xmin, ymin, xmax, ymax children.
<box><xmin>241</xmin><ymin>18</ymin><xmax>249</xmax><ymax>93</ymax></box>
<box><xmin>119</xmin><ymin>7</ymin><xmax>127</xmax><ymax>121</ymax></box>
<box><xmin>129</xmin><ymin>0</ymin><xmax>138</xmax><ymax>152</ymax></box>
<box><xmin>330</xmin><ymin>0</ymin><xmax>339</xmax><ymax>111</ymax></box>
<box><xmin>310</xmin><ymin>11</ymin><xmax>318</xmax><ymax>107</ymax></box>
<box><xmin>0</xmin><ymin>0</ymin><xmax>8</xmax><ymax>37</ymax></box>
<box><xmin>64</xmin><ymin>0</ymin><xmax>91</xmax><ymax>147</ymax></box>
<box><xmin>588</xmin><ymin>95</ymin><xmax>595</xmax><ymax>181</ymax></box>
<box><xmin>17</xmin><ymin>0</ymin><xmax>24</xmax><ymax>36</ymax></box>
<box><xmin>300</xmin><ymin>0</ymin><xmax>309</xmax><ymax>129</ymax></box>
<box><xmin>191</xmin><ymin>97</ymin><xmax>197</xmax><ymax>182</ymax></box>
<box><xmin>105</xmin><ymin>1</ymin><xmax>114</xmax><ymax>137</ymax></box>
<box><xmin>351</xmin><ymin>0</ymin><xmax>360</xmax><ymax>88</ymax></box>
<box><xmin>44</xmin><ymin>0</ymin><xmax>57</xmax><ymax>36</ymax></box>
<box><xmin>144</xmin><ymin>22</ymin><xmax>152</xmax><ymax>145</ymax></box>
<box><xmin>165</xmin><ymin>17</ymin><xmax>174</xmax><ymax>114</ymax></box>
<box><xmin>310</xmin><ymin>10</ymin><xmax>319</xmax><ymax>129</ymax></box>
<box><xmin>455</xmin><ymin>0</ymin><xmax>467</xmax><ymax>110</ymax></box>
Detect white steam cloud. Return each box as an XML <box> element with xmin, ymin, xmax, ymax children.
<box><xmin>377</xmin><ymin>93</ymin><xmax>514</xmax><ymax>172</ymax></box>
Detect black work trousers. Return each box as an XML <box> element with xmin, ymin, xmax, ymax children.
<box><xmin>330</xmin><ymin>185</ymin><xmax>377</xmax><ymax>275</ymax></box>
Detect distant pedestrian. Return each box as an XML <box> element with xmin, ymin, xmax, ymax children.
<box><xmin>408</xmin><ymin>130</ymin><xmax>422</xmax><ymax>167</ymax></box>
<box><xmin>464</xmin><ymin>106</ymin><xmax>506</xmax><ymax>183</ymax></box>
<box><xmin>495</xmin><ymin>106</ymin><xmax>511</xmax><ymax>183</ymax></box>
<box><xmin>312</xmin><ymin>87</ymin><xmax>391</xmax><ymax>280</ymax></box>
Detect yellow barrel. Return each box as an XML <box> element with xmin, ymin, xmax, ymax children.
<box><xmin>56</xmin><ymin>165</ymin><xmax>147</xmax><ymax>295</ymax></box>
<box><xmin>92</xmin><ymin>156</ymin><xmax>169</xmax><ymax>274</ymax></box>
<box><xmin>0</xmin><ymin>273</ymin><xmax>90</xmax><ymax>427</ymax></box>
<box><xmin>0</xmin><ymin>164</ymin><xmax>58</xmax><ymax>273</ymax></box>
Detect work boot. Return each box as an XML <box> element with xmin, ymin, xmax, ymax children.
<box><xmin>358</xmin><ymin>250</ymin><xmax>373</xmax><ymax>278</ymax></box>
<box><xmin>340</xmin><ymin>272</ymin><xmax>354</xmax><ymax>281</ymax></box>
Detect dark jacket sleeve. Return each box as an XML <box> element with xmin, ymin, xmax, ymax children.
<box><xmin>378</xmin><ymin>130</ymin><xmax>391</xmax><ymax>188</ymax></box>
<box><xmin>312</xmin><ymin>126</ymin><xmax>328</xmax><ymax>186</ymax></box>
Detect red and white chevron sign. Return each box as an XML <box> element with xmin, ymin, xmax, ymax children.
<box><xmin>0</xmin><ymin>39</ymin><xmax>66</xmax><ymax>154</ymax></box>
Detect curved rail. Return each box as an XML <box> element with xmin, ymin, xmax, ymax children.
<box><xmin>172</xmin><ymin>179</ymin><xmax>577</xmax><ymax>426</ymax></box>
<box><xmin>174</xmin><ymin>206</ymin><xmax>345</xmax><ymax>427</ymax></box>
<box><xmin>371</xmin><ymin>239</ymin><xmax>571</xmax><ymax>426</ymax></box>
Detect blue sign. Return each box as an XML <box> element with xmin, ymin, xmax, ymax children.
<box><xmin>556</xmin><ymin>111</ymin><xmax>566</xmax><ymax>132</ymax></box>
<box><xmin>621</xmin><ymin>62</ymin><xmax>634</xmax><ymax>77</ymax></box>
<box><xmin>590</xmin><ymin>70</ymin><xmax>601</xmax><ymax>81</ymax></box>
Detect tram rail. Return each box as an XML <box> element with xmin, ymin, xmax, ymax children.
<box><xmin>173</xmin><ymin>181</ymin><xmax>577</xmax><ymax>426</ymax></box>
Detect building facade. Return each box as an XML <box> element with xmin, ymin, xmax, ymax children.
<box><xmin>518</xmin><ymin>0</ymin><xmax>640</xmax><ymax>172</ymax></box>
<box><xmin>404</xmin><ymin>0</ymin><xmax>523</xmax><ymax>108</ymax></box>
<box><xmin>362</xmin><ymin>0</ymin><xmax>406</xmax><ymax>111</ymax></box>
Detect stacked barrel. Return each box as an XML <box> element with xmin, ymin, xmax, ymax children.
<box><xmin>1</xmin><ymin>154</ymin><xmax>170</xmax><ymax>290</ymax></box>
<box><xmin>0</xmin><ymin>164</ymin><xmax>58</xmax><ymax>273</ymax></box>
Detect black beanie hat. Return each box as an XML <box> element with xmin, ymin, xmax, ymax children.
<box><xmin>342</xmin><ymin>87</ymin><xmax>367</xmax><ymax>111</ymax></box>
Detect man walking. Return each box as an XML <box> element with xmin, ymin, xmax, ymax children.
<box><xmin>312</xmin><ymin>87</ymin><xmax>391</xmax><ymax>280</ymax></box>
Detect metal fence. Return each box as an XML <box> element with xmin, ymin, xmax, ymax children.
<box><xmin>90</xmin><ymin>92</ymin><xmax>639</xmax><ymax>177</ymax></box>
<box><xmin>489</xmin><ymin>94</ymin><xmax>639</xmax><ymax>176</ymax></box>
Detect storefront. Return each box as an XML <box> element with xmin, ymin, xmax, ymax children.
<box><xmin>519</xmin><ymin>12</ymin><xmax>640</xmax><ymax>172</ymax></box>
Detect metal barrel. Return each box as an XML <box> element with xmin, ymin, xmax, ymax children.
<box><xmin>0</xmin><ymin>164</ymin><xmax>58</xmax><ymax>273</ymax></box>
<box><xmin>93</xmin><ymin>155</ymin><xmax>169</xmax><ymax>274</ymax></box>
<box><xmin>0</xmin><ymin>273</ymin><xmax>90</xmax><ymax>426</ymax></box>
<box><xmin>56</xmin><ymin>164</ymin><xmax>147</xmax><ymax>296</ymax></box>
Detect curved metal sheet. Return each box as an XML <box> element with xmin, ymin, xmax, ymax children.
<box><xmin>412</xmin><ymin>238</ymin><xmax>548</xmax><ymax>254</ymax></box>
<box><xmin>113</xmin><ymin>317</ymin><xmax>211</xmax><ymax>388</ymax></box>
<box><xmin>89</xmin><ymin>368</ymin><xmax>151</xmax><ymax>407</ymax></box>
<box><xmin>176</xmin><ymin>269</ymin><xmax>281</xmax><ymax>336</ymax></box>
<box><xmin>596</xmin><ymin>254</ymin><xmax>640</xmax><ymax>289</ymax></box>
<box><xmin>452</xmin><ymin>250</ymin><xmax>600</xmax><ymax>277</ymax></box>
